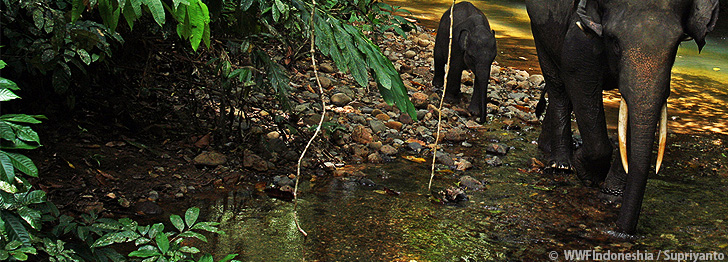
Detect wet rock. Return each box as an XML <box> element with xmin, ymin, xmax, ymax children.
<box><xmin>461</xmin><ymin>141</ymin><xmax>473</xmax><ymax>148</ymax></box>
<box><xmin>375</xmin><ymin>113</ymin><xmax>391</xmax><ymax>121</ymax></box>
<box><xmin>380</xmin><ymin>144</ymin><xmax>398</xmax><ymax>155</ymax></box>
<box><xmin>266</xmin><ymin>131</ymin><xmax>280</xmax><ymax>140</ymax></box>
<box><xmin>361</xmin><ymin>107</ymin><xmax>374</xmax><ymax>114</ymax></box>
<box><xmin>319</xmin><ymin>63</ymin><xmax>336</xmax><ymax>73</ymax></box>
<box><xmin>134</xmin><ymin>201</ymin><xmax>163</xmax><ymax>216</ymax></box>
<box><xmin>319</xmin><ymin>76</ymin><xmax>334</xmax><ymax>89</ymax></box>
<box><xmin>456</xmin><ymin>159</ymin><xmax>473</xmax><ymax>171</ymax></box>
<box><xmin>433</xmin><ymin>186</ymin><xmax>468</xmax><ymax>203</ymax></box>
<box><xmin>351</xmin><ymin>144</ymin><xmax>370</xmax><ymax>157</ymax></box>
<box><xmin>514</xmin><ymin>70</ymin><xmax>530</xmax><ymax>81</ymax></box>
<box><xmin>243</xmin><ymin>152</ymin><xmax>268</xmax><ymax>171</ymax></box>
<box><xmin>491</xmin><ymin>65</ymin><xmax>501</xmax><ymax>76</ymax></box>
<box><xmin>417</xmin><ymin>38</ymin><xmax>431</xmax><ymax>47</ymax></box>
<box><xmin>399</xmin><ymin>113</ymin><xmax>414</xmax><ymax>124</ymax></box>
<box><xmin>417</xmin><ymin>109</ymin><xmax>428</xmax><ymax>120</ymax></box>
<box><xmin>411</xmin><ymin>92</ymin><xmax>429</xmax><ymax>109</ymax></box>
<box><xmin>148</xmin><ymin>190</ymin><xmax>159</xmax><ymax>201</ymax></box>
<box><xmin>371</xmin><ymin>109</ymin><xmax>384</xmax><ymax>116</ymax></box>
<box><xmin>528</xmin><ymin>74</ymin><xmax>545</xmax><ymax>86</ymax></box>
<box><xmin>435</xmin><ymin>151</ymin><xmax>455</xmax><ymax>166</ymax></box>
<box><xmin>486</xmin><ymin>155</ymin><xmax>503</xmax><ymax>166</ymax></box>
<box><xmin>445</xmin><ymin>127</ymin><xmax>468</xmax><ymax>142</ymax></box>
<box><xmin>369</xmin><ymin>120</ymin><xmax>386</xmax><ymax>134</ymax></box>
<box><xmin>385</xmin><ymin>121</ymin><xmax>403</xmax><ymax>131</ymax></box>
<box><xmin>486</xmin><ymin>143</ymin><xmax>509</xmax><ymax>155</ymax></box>
<box><xmin>408</xmin><ymin>142</ymin><xmax>423</xmax><ymax>151</ymax></box>
<box><xmin>194</xmin><ymin>151</ymin><xmax>228</xmax><ymax>166</ymax></box>
<box><xmin>368</xmin><ymin>141</ymin><xmax>383</xmax><ymax>150</ymax></box>
<box><xmin>331</xmin><ymin>93</ymin><xmax>352</xmax><ymax>106</ymax></box>
<box><xmin>506</xmin><ymin>80</ymin><xmax>519</xmax><ymax>88</ymax></box>
<box><xmin>368</xmin><ymin>152</ymin><xmax>383</xmax><ymax>163</ymax></box>
<box><xmin>404</xmin><ymin>50</ymin><xmax>417</xmax><ymax>59</ymax></box>
<box><xmin>459</xmin><ymin>175</ymin><xmax>484</xmax><ymax>190</ymax></box>
<box><xmin>351</xmin><ymin>125</ymin><xmax>373</xmax><ymax>144</ymax></box>
<box><xmin>509</xmin><ymin>92</ymin><xmax>529</xmax><ymax>102</ymax></box>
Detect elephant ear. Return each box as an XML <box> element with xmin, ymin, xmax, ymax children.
<box><xmin>459</xmin><ymin>29</ymin><xmax>470</xmax><ymax>50</ymax></box>
<box><xmin>686</xmin><ymin>0</ymin><xmax>719</xmax><ymax>52</ymax></box>
<box><xmin>576</xmin><ymin>0</ymin><xmax>603</xmax><ymax>36</ymax></box>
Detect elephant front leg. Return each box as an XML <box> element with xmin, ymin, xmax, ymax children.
<box><xmin>539</xmin><ymin>80</ymin><xmax>574</xmax><ymax>172</ymax></box>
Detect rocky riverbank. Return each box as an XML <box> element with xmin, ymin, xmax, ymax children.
<box><xmin>253</xmin><ymin>25</ymin><xmax>546</xmax><ymax>189</ymax></box>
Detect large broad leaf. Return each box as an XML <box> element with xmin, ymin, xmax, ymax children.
<box><xmin>91</xmin><ymin>230</ymin><xmax>142</xmax><ymax>247</ymax></box>
<box><xmin>143</xmin><ymin>0</ymin><xmax>166</xmax><ymax>26</ymax></box>
<box><xmin>2</xmin><ymin>152</ymin><xmax>38</xmax><ymax>177</ymax></box>
<box><xmin>0</xmin><ymin>89</ymin><xmax>20</xmax><ymax>102</ymax></box>
<box><xmin>122</xmin><ymin>0</ymin><xmax>143</xmax><ymax>29</ymax></box>
<box><xmin>184</xmin><ymin>207</ymin><xmax>199</xmax><ymax>227</ymax></box>
<box><xmin>0</xmin><ymin>115</ymin><xmax>42</xmax><ymax>124</ymax></box>
<box><xmin>0</xmin><ymin>152</ymin><xmax>15</xmax><ymax>183</ymax></box>
<box><xmin>0</xmin><ymin>122</ymin><xmax>16</xmax><ymax>141</ymax></box>
<box><xmin>155</xmin><ymin>232</ymin><xmax>170</xmax><ymax>254</ymax></box>
<box><xmin>0</xmin><ymin>211</ymin><xmax>32</xmax><ymax>247</ymax></box>
<box><xmin>170</xmin><ymin>214</ymin><xmax>184</xmax><ymax>232</ymax></box>
<box><xmin>0</xmin><ymin>77</ymin><xmax>19</xmax><ymax>90</ymax></box>
<box><xmin>98</xmin><ymin>0</ymin><xmax>121</xmax><ymax>31</ymax></box>
<box><xmin>17</xmin><ymin>206</ymin><xmax>42</xmax><ymax>230</ymax></box>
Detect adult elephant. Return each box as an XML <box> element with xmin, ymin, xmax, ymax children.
<box><xmin>433</xmin><ymin>1</ymin><xmax>497</xmax><ymax>121</ymax></box>
<box><xmin>525</xmin><ymin>0</ymin><xmax>718</xmax><ymax>236</ymax></box>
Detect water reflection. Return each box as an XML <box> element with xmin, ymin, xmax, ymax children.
<box><xmin>386</xmin><ymin>0</ymin><xmax>728</xmax><ymax>134</ymax></box>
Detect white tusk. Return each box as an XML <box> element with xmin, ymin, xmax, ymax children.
<box><xmin>618</xmin><ymin>99</ymin><xmax>629</xmax><ymax>173</ymax></box>
<box><xmin>655</xmin><ymin>103</ymin><xmax>667</xmax><ymax>174</ymax></box>
<box><xmin>576</xmin><ymin>21</ymin><xmax>585</xmax><ymax>32</ymax></box>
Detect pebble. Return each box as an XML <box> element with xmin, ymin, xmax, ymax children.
<box><xmin>486</xmin><ymin>143</ymin><xmax>509</xmax><ymax>155</ymax></box>
<box><xmin>194</xmin><ymin>151</ymin><xmax>228</xmax><ymax>166</ymax></box>
<box><xmin>368</xmin><ymin>152</ymin><xmax>383</xmax><ymax>163</ymax></box>
<box><xmin>408</xmin><ymin>142</ymin><xmax>423</xmax><ymax>151</ymax></box>
<box><xmin>456</xmin><ymin>159</ymin><xmax>473</xmax><ymax>171</ymax></box>
<box><xmin>435</xmin><ymin>151</ymin><xmax>455</xmax><ymax>166</ymax></box>
<box><xmin>319</xmin><ymin>63</ymin><xmax>336</xmax><ymax>73</ymax></box>
<box><xmin>267</xmin><ymin>131</ymin><xmax>280</xmax><ymax>140</ymax></box>
<box><xmin>375</xmin><ymin>113</ymin><xmax>391</xmax><ymax>121</ymax></box>
<box><xmin>319</xmin><ymin>76</ymin><xmax>333</xmax><ymax>88</ymax></box>
<box><xmin>411</xmin><ymin>92</ymin><xmax>429</xmax><ymax>108</ymax></box>
<box><xmin>385</xmin><ymin>121</ymin><xmax>403</xmax><ymax>131</ymax></box>
<box><xmin>380</xmin><ymin>145</ymin><xmax>398</xmax><ymax>155</ymax></box>
<box><xmin>331</xmin><ymin>93</ymin><xmax>352</xmax><ymax>106</ymax></box>
<box><xmin>368</xmin><ymin>141</ymin><xmax>383</xmax><ymax>150</ymax></box>
<box><xmin>445</xmin><ymin>127</ymin><xmax>468</xmax><ymax>142</ymax></box>
<box><xmin>404</xmin><ymin>50</ymin><xmax>417</xmax><ymax>59</ymax></box>
<box><xmin>369</xmin><ymin>120</ymin><xmax>386</xmax><ymax>134</ymax></box>
<box><xmin>351</xmin><ymin>125</ymin><xmax>373</xmax><ymax>144</ymax></box>
<box><xmin>486</xmin><ymin>155</ymin><xmax>503</xmax><ymax>166</ymax></box>
<box><xmin>459</xmin><ymin>175</ymin><xmax>483</xmax><ymax>189</ymax></box>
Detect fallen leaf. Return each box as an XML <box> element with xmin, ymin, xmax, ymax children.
<box><xmin>402</xmin><ymin>155</ymin><xmax>426</xmax><ymax>163</ymax></box>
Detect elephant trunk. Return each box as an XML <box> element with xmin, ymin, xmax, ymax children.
<box><xmin>469</xmin><ymin>66</ymin><xmax>492</xmax><ymax>121</ymax></box>
<box><xmin>616</xmin><ymin>47</ymin><xmax>673</xmax><ymax>234</ymax></box>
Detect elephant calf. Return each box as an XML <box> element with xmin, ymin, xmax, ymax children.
<box><xmin>433</xmin><ymin>1</ymin><xmax>497</xmax><ymax>122</ymax></box>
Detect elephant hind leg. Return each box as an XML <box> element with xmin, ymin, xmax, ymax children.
<box><xmin>539</xmin><ymin>78</ymin><xmax>574</xmax><ymax>172</ymax></box>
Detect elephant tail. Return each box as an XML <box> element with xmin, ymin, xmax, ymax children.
<box><xmin>535</xmin><ymin>90</ymin><xmax>546</xmax><ymax>118</ymax></box>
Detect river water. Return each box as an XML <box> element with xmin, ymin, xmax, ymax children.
<box><xmin>388</xmin><ymin>0</ymin><xmax>728</xmax><ymax>135</ymax></box>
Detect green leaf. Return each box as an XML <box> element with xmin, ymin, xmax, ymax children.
<box><xmin>0</xmin><ymin>77</ymin><xmax>19</xmax><ymax>90</ymax></box>
<box><xmin>197</xmin><ymin>254</ymin><xmax>213</xmax><ymax>262</ymax></box>
<box><xmin>0</xmin><ymin>122</ymin><xmax>14</xmax><ymax>141</ymax></box>
<box><xmin>91</xmin><ymin>230</ymin><xmax>141</xmax><ymax>247</ymax></box>
<box><xmin>170</xmin><ymin>214</ymin><xmax>184</xmax><ymax>232</ymax></box>
<box><xmin>0</xmin><ymin>115</ymin><xmax>42</xmax><ymax>124</ymax></box>
<box><xmin>5</xmin><ymin>240</ymin><xmax>22</xmax><ymax>250</ymax></box>
<box><xmin>23</xmin><ymin>190</ymin><xmax>45</xmax><ymax>204</ymax></box>
<box><xmin>218</xmin><ymin>254</ymin><xmax>239</xmax><ymax>262</ymax></box>
<box><xmin>0</xmin><ymin>211</ymin><xmax>32</xmax><ymax>246</ymax></box>
<box><xmin>143</xmin><ymin>0</ymin><xmax>166</xmax><ymax>26</ymax></box>
<box><xmin>0</xmin><ymin>181</ymin><xmax>18</xmax><ymax>193</ymax></box>
<box><xmin>178</xmin><ymin>246</ymin><xmax>200</xmax><ymax>254</ymax></box>
<box><xmin>178</xmin><ymin>231</ymin><xmax>207</xmax><ymax>242</ymax></box>
<box><xmin>149</xmin><ymin>223</ymin><xmax>164</xmax><ymax>238</ymax></box>
<box><xmin>0</xmin><ymin>89</ymin><xmax>20</xmax><ymax>102</ymax></box>
<box><xmin>155</xmin><ymin>232</ymin><xmax>170</xmax><ymax>254</ymax></box>
<box><xmin>77</xmin><ymin>49</ymin><xmax>92</xmax><ymax>65</ymax></box>
<box><xmin>240</xmin><ymin>0</ymin><xmax>254</xmax><ymax>11</ymax></box>
<box><xmin>122</xmin><ymin>0</ymin><xmax>142</xmax><ymax>29</ymax></box>
<box><xmin>3</xmin><ymin>151</ymin><xmax>38</xmax><ymax>177</ymax></box>
<box><xmin>184</xmin><ymin>207</ymin><xmax>199</xmax><ymax>227</ymax></box>
<box><xmin>17</xmin><ymin>206</ymin><xmax>42</xmax><ymax>230</ymax></box>
<box><xmin>128</xmin><ymin>248</ymin><xmax>161</xmax><ymax>258</ymax></box>
<box><xmin>11</xmin><ymin>252</ymin><xmax>28</xmax><ymax>261</ymax></box>
<box><xmin>0</xmin><ymin>152</ymin><xmax>15</xmax><ymax>183</ymax></box>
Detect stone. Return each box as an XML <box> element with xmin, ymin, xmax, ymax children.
<box><xmin>266</xmin><ymin>131</ymin><xmax>280</xmax><ymax>140</ymax></box>
<box><xmin>371</xmin><ymin>109</ymin><xmax>383</xmax><ymax>116</ymax></box>
<box><xmin>351</xmin><ymin>125</ymin><xmax>373</xmax><ymax>144</ymax></box>
<box><xmin>456</xmin><ymin>159</ymin><xmax>474</xmax><ymax>171</ymax></box>
<box><xmin>417</xmin><ymin>109</ymin><xmax>428</xmax><ymax>121</ymax></box>
<box><xmin>385</xmin><ymin>121</ymin><xmax>403</xmax><ymax>131</ymax></box>
<box><xmin>375</xmin><ymin>113</ymin><xmax>391</xmax><ymax>121</ymax></box>
<box><xmin>319</xmin><ymin>76</ymin><xmax>333</xmax><ymax>89</ymax></box>
<box><xmin>486</xmin><ymin>155</ymin><xmax>503</xmax><ymax>166</ymax></box>
<box><xmin>408</xmin><ymin>142</ymin><xmax>423</xmax><ymax>151</ymax></box>
<box><xmin>319</xmin><ymin>63</ymin><xmax>336</xmax><ymax>73</ymax></box>
<box><xmin>435</xmin><ymin>151</ymin><xmax>455</xmax><ymax>166</ymax></box>
<box><xmin>369</xmin><ymin>120</ymin><xmax>386</xmax><ymax>134</ymax></box>
<box><xmin>528</xmin><ymin>74</ymin><xmax>545</xmax><ymax>86</ymax></box>
<box><xmin>490</xmin><ymin>65</ymin><xmax>501</xmax><ymax>76</ymax></box>
<box><xmin>417</xmin><ymin>38</ymin><xmax>431</xmax><ymax>47</ymax></box>
<box><xmin>351</xmin><ymin>144</ymin><xmax>370</xmax><ymax>157</ymax></box>
<box><xmin>445</xmin><ymin>127</ymin><xmax>468</xmax><ymax>142</ymax></box>
<box><xmin>194</xmin><ymin>151</ymin><xmax>228</xmax><ymax>166</ymax></box>
<box><xmin>411</xmin><ymin>92</ymin><xmax>429</xmax><ymax>109</ymax></box>
<box><xmin>331</xmin><ymin>93</ymin><xmax>352</xmax><ymax>106</ymax></box>
<box><xmin>404</xmin><ymin>50</ymin><xmax>417</xmax><ymax>59</ymax></box>
<box><xmin>380</xmin><ymin>145</ymin><xmax>398</xmax><ymax>155</ymax></box>
<box><xmin>399</xmin><ymin>113</ymin><xmax>414</xmax><ymax>124</ymax></box>
<box><xmin>368</xmin><ymin>141</ymin><xmax>383</xmax><ymax>150</ymax></box>
<box><xmin>509</xmin><ymin>93</ymin><xmax>529</xmax><ymax>101</ymax></box>
<box><xmin>459</xmin><ymin>175</ymin><xmax>483</xmax><ymax>189</ymax></box>
<box><xmin>486</xmin><ymin>143</ymin><xmax>509</xmax><ymax>155</ymax></box>
<box><xmin>368</xmin><ymin>152</ymin><xmax>383</xmax><ymax>163</ymax></box>
<box><xmin>243</xmin><ymin>153</ymin><xmax>268</xmax><ymax>171</ymax></box>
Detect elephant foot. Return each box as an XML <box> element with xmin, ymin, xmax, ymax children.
<box><xmin>605</xmin><ymin>230</ymin><xmax>640</xmax><ymax>241</ymax></box>
<box><xmin>598</xmin><ymin>169</ymin><xmax>626</xmax><ymax>205</ymax></box>
<box><xmin>571</xmin><ymin>148</ymin><xmax>609</xmax><ymax>187</ymax></box>
<box><xmin>544</xmin><ymin>159</ymin><xmax>573</xmax><ymax>174</ymax></box>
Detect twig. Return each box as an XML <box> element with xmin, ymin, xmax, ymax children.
<box><xmin>292</xmin><ymin>0</ymin><xmax>328</xmax><ymax>238</ymax></box>
<box><xmin>429</xmin><ymin>0</ymin><xmax>456</xmax><ymax>190</ymax></box>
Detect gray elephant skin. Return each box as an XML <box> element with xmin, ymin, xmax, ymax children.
<box><xmin>433</xmin><ymin>1</ymin><xmax>497</xmax><ymax>121</ymax></box>
<box><xmin>526</xmin><ymin>0</ymin><xmax>718</xmax><ymax>236</ymax></box>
